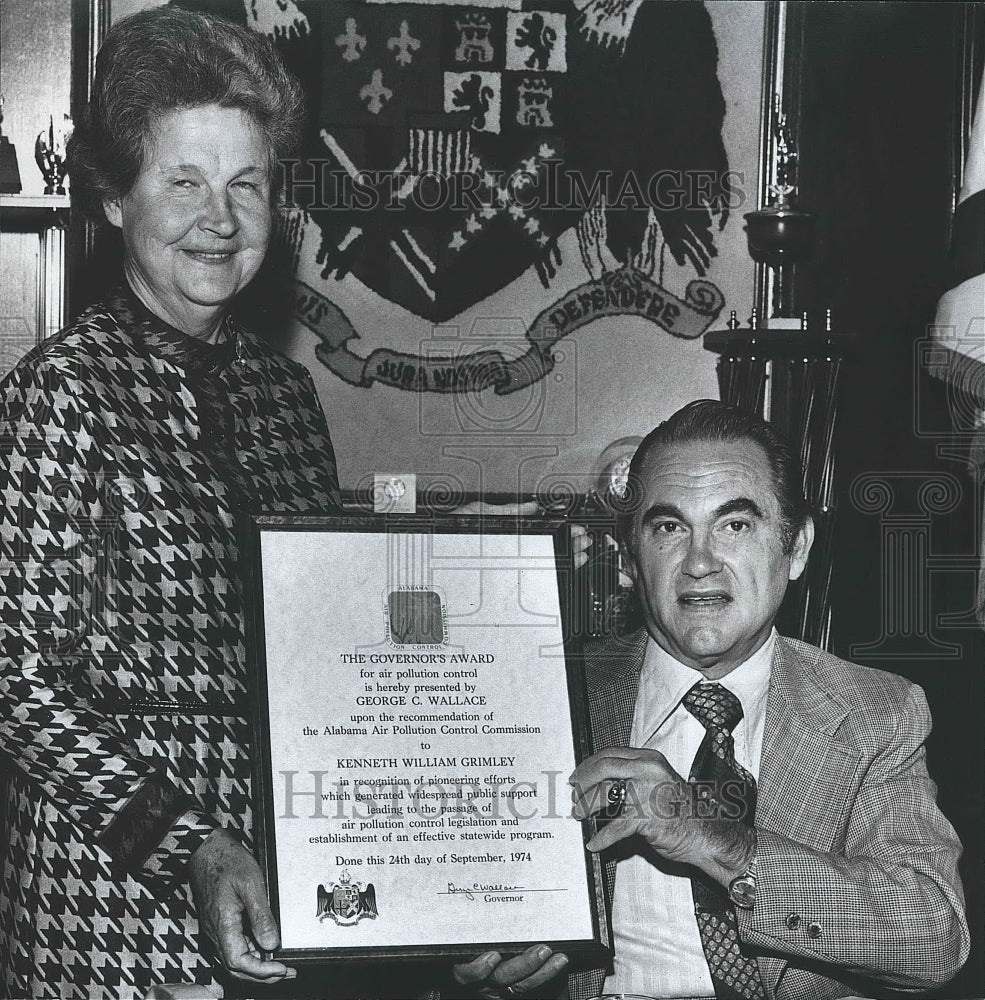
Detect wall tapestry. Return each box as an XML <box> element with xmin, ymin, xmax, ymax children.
<box><xmin>180</xmin><ymin>0</ymin><xmax>732</xmax><ymax>396</ymax></box>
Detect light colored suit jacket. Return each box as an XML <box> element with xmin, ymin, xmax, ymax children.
<box><xmin>567</xmin><ymin>631</ymin><xmax>969</xmax><ymax>1000</ymax></box>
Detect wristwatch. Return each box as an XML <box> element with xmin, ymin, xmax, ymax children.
<box><xmin>728</xmin><ymin>853</ymin><xmax>757</xmax><ymax>909</ymax></box>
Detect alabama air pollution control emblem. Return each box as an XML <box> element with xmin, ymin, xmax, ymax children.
<box><xmin>317</xmin><ymin>870</ymin><xmax>379</xmax><ymax>926</ymax></box>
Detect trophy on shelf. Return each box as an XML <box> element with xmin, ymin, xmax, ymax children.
<box><xmin>34</xmin><ymin>114</ymin><xmax>73</xmax><ymax>196</ymax></box>
<box><xmin>0</xmin><ymin>96</ymin><xmax>23</xmax><ymax>194</ymax></box>
<box><xmin>744</xmin><ymin>96</ymin><xmax>816</xmax><ymax>318</ymax></box>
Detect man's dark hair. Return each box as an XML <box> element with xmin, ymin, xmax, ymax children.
<box><xmin>618</xmin><ymin>399</ymin><xmax>811</xmax><ymax>554</ymax></box>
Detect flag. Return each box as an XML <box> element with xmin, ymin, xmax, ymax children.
<box><xmin>928</xmin><ymin>73</ymin><xmax>984</xmax><ymax>622</ymax></box>
<box><xmin>929</xmin><ymin>74</ymin><xmax>984</xmax><ymax>401</ymax></box>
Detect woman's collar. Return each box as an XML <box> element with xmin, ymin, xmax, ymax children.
<box><xmin>108</xmin><ymin>284</ymin><xmax>237</xmax><ymax>371</ymax></box>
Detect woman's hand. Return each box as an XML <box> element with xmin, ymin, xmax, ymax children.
<box><xmin>452</xmin><ymin>944</ymin><xmax>569</xmax><ymax>998</ymax></box>
<box><xmin>189</xmin><ymin>828</ymin><xmax>296</xmax><ymax>983</ymax></box>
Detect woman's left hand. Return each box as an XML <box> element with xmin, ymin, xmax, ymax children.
<box><xmin>453</xmin><ymin>500</ymin><xmax>593</xmax><ymax>569</ymax></box>
<box><xmin>189</xmin><ymin>829</ymin><xmax>297</xmax><ymax>983</ymax></box>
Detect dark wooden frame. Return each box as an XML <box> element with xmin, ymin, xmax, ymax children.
<box><xmin>239</xmin><ymin>512</ymin><xmax>611</xmax><ymax>965</ymax></box>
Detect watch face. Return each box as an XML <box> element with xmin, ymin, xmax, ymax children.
<box><xmin>729</xmin><ymin>874</ymin><xmax>756</xmax><ymax>909</ymax></box>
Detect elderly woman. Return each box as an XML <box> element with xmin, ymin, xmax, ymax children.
<box><xmin>0</xmin><ymin>8</ymin><xmax>340</xmax><ymax>997</ymax></box>
<box><xmin>0</xmin><ymin>7</ymin><xmax>570</xmax><ymax>999</ymax></box>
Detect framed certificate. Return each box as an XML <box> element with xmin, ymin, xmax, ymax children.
<box><xmin>241</xmin><ymin>513</ymin><xmax>611</xmax><ymax>965</ymax></box>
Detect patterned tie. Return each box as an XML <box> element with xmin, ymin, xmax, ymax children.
<box><xmin>682</xmin><ymin>682</ymin><xmax>766</xmax><ymax>1000</ymax></box>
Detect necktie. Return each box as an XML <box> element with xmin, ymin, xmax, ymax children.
<box><xmin>682</xmin><ymin>682</ymin><xmax>766</xmax><ymax>1000</ymax></box>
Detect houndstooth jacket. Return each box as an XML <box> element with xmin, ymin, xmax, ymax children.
<box><xmin>0</xmin><ymin>291</ymin><xmax>342</xmax><ymax>997</ymax></box>
<box><xmin>566</xmin><ymin>629</ymin><xmax>969</xmax><ymax>1000</ymax></box>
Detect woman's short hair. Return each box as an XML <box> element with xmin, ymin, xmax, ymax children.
<box><xmin>617</xmin><ymin>399</ymin><xmax>811</xmax><ymax>555</ymax></box>
<box><xmin>67</xmin><ymin>6</ymin><xmax>305</xmax><ymax>221</ymax></box>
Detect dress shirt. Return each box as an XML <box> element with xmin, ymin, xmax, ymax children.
<box><xmin>602</xmin><ymin>630</ymin><xmax>775</xmax><ymax>999</ymax></box>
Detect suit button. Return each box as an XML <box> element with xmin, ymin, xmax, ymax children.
<box><xmin>785</xmin><ymin>913</ymin><xmax>801</xmax><ymax>930</ymax></box>
<box><xmin>807</xmin><ymin>921</ymin><xmax>822</xmax><ymax>939</ymax></box>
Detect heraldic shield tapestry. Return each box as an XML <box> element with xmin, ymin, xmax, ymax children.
<box><xmin>175</xmin><ymin>0</ymin><xmax>734</xmax><ymax>400</ymax></box>
<box><xmin>158</xmin><ymin>0</ymin><xmax>752</xmax><ymax>499</ymax></box>
<box><xmin>302</xmin><ymin>0</ymin><xmax>731</xmax><ymax>321</ymax></box>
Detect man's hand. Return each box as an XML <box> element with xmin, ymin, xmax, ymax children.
<box><xmin>188</xmin><ymin>828</ymin><xmax>296</xmax><ymax>983</ymax></box>
<box><xmin>455</xmin><ymin>500</ymin><xmax>541</xmax><ymax>518</ymax></box>
<box><xmin>453</xmin><ymin>499</ymin><xmax>593</xmax><ymax>569</ymax></box>
<box><xmin>570</xmin><ymin>747</ymin><xmax>756</xmax><ymax>888</ymax></box>
<box><xmin>452</xmin><ymin>944</ymin><xmax>568</xmax><ymax>998</ymax></box>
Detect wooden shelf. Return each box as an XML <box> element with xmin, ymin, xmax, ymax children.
<box><xmin>0</xmin><ymin>193</ymin><xmax>70</xmax><ymax>231</ymax></box>
<box><xmin>704</xmin><ymin>328</ymin><xmax>850</xmax><ymax>359</ymax></box>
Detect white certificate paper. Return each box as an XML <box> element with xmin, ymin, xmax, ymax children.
<box><xmin>245</xmin><ymin>517</ymin><xmax>608</xmax><ymax>962</ymax></box>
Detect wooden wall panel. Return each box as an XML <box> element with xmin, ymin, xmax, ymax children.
<box><xmin>790</xmin><ymin>5</ymin><xmax>983</xmax><ymax>995</ymax></box>
<box><xmin>0</xmin><ymin>0</ymin><xmax>72</xmax><ymax>198</ymax></box>
<box><xmin>0</xmin><ymin>232</ymin><xmax>39</xmax><ymax>378</ymax></box>
<box><xmin>0</xmin><ymin>0</ymin><xmax>72</xmax><ymax>369</ymax></box>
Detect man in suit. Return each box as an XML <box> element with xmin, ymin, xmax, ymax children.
<box><xmin>454</xmin><ymin>400</ymin><xmax>968</xmax><ymax>1000</ymax></box>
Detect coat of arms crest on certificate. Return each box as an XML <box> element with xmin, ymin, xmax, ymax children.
<box><xmin>387</xmin><ymin>589</ymin><xmax>445</xmax><ymax>645</ymax></box>
<box><xmin>316</xmin><ymin>870</ymin><xmax>379</xmax><ymax>925</ymax></box>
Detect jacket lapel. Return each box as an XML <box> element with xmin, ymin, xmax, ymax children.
<box><xmin>583</xmin><ymin>629</ymin><xmax>648</xmax><ymax>937</ymax></box>
<box><xmin>585</xmin><ymin>628</ymin><xmax>648</xmax><ymax>753</ymax></box>
<box><xmin>758</xmin><ymin>637</ymin><xmax>864</xmax><ymax>843</ymax></box>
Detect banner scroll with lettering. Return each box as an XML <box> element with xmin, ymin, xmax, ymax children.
<box><xmin>296</xmin><ymin>266</ymin><xmax>724</xmax><ymax>393</ymax></box>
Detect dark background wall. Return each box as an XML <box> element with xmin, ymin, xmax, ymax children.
<box><xmin>793</xmin><ymin>3</ymin><xmax>983</xmax><ymax>995</ymax></box>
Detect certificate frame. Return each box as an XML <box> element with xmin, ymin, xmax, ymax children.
<box><xmin>241</xmin><ymin>512</ymin><xmax>611</xmax><ymax>966</ymax></box>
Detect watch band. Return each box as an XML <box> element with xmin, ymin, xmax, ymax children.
<box><xmin>728</xmin><ymin>852</ymin><xmax>757</xmax><ymax>909</ymax></box>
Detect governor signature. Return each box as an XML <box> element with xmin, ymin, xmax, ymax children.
<box><xmin>447</xmin><ymin>882</ymin><xmax>524</xmax><ymax>901</ymax></box>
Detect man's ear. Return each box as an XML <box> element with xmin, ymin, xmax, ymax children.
<box><xmin>788</xmin><ymin>516</ymin><xmax>815</xmax><ymax>581</ymax></box>
<box><xmin>103</xmin><ymin>197</ymin><xmax>123</xmax><ymax>229</ymax></box>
